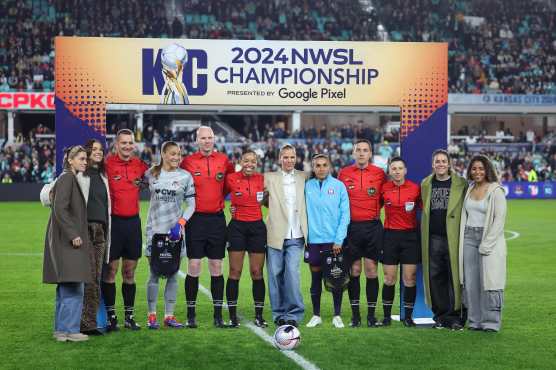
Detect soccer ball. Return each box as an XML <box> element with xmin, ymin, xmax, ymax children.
<box><xmin>273</xmin><ymin>325</ymin><xmax>301</xmax><ymax>350</ymax></box>
<box><xmin>161</xmin><ymin>43</ymin><xmax>187</xmax><ymax>71</ymax></box>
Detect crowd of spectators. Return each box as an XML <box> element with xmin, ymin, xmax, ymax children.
<box><xmin>1</xmin><ymin>0</ymin><xmax>554</xmax><ymax>94</ymax></box>
<box><xmin>3</xmin><ymin>122</ymin><xmax>554</xmax><ymax>184</ymax></box>
<box><xmin>374</xmin><ymin>0</ymin><xmax>556</xmax><ymax>94</ymax></box>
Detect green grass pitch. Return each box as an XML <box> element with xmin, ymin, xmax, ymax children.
<box><xmin>1</xmin><ymin>200</ymin><xmax>555</xmax><ymax>369</ymax></box>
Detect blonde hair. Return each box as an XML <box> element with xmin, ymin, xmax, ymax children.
<box><xmin>63</xmin><ymin>145</ymin><xmax>87</xmax><ymax>171</ymax></box>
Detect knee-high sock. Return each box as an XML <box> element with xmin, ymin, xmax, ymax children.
<box><xmin>382</xmin><ymin>284</ymin><xmax>395</xmax><ymax>318</ymax></box>
<box><xmin>333</xmin><ymin>290</ymin><xmax>343</xmax><ymax>316</ymax></box>
<box><xmin>226</xmin><ymin>278</ymin><xmax>239</xmax><ymax>320</ymax></box>
<box><xmin>252</xmin><ymin>278</ymin><xmax>265</xmax><ymax>317</ymax></box>
<box><xmin>122</xmin><ymin>283</ymin><xmax>136</xmax><ymax>318</ymax></box>
<box><xmin>211</xmin><ymin>275</ymin><xmax>224</xmax><ymax>319</ymax></box>
<box><xmin>310</xmin><ymin>271</ymin><xmax>323</xmax><ymax>316</ymax></box>
<box><xmin>366</xmin><ymin>277</ymin><xmax>379</xmax><ymax>318</ymax></box>
<box><xmin>101</xmin><ymin>281</ymin><xmax>116</xmax><ymax>318</ymax></box>
<box><xmin>404</xmin><ymin>286</ymin><xmax>417</xmax><ymax>319</ymax></box>
<box><xmin>185</xmin><ymin>275</ymin><xmax>199</xmax><ymax>319</ymax></box>
<box><xmin>163</xmin><ymin>273</ymin><xmax>179</xmax><ymax>316</ymax></box>
<box><xmin>348</xmin><ymin>276</ymin><xmax>360</xmax><ymax>318</ymax></box>
<box><xmin>146</xmin><ymin>272</ymin><xmax>159</xmax><ymax>314</ymax></box>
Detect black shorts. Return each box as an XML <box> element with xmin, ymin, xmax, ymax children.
<box><xmin>344</xmin><ymin>220</ymin><xmax>383</xmax><ymax>262</ymax></box>
<box><xmin>110</xmin><ymin>215</ymin><xmax>142</xmax><ymax>261</ymax></box>
<box><xmin>227</xmin><ymin>219</ymin><xmax>267</xmax><ymax>254</ymax></box>
<box><xmin>186</xmin><ymin>212</ymin><xmax>227</xmax><ymax>259</ymax></box>
<box><xmin>304</xmin><ymin>243</ymin><xmax>333</xmax><ymax>267</ymax></box>
<box><xmin>380</xmin><ymin>229</ymin><xmax>421</xmax><ymax>265</ymax></box>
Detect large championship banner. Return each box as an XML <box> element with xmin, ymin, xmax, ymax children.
<box><xmin>55</xmin><ymin>37</ymin><xmax>448</xmax><ymax>319</ymax></box>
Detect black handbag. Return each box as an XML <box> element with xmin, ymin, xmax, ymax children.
<box><xmin>321</xmin><ymin>250</ymin><xmax>349</xmax><ymax>293</ymax></box>
<box><xmin>150</xmin><ymin>234</ymin><xmax>182</xmax><ymax>278</ymax></box>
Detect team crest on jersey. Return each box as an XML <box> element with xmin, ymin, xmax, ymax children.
<box><xmin>405</xmin><ymin>201</ymin><xmax>415</xmax><ymax>212</ymax></box>
<box><xmin>367</xmin><ymin>187</ymin><xmax>376</xmax><ymax>196</ymax></box>
<box><xmin>216</xmin><ymin>172</ymin><xmax>224</xmax><ymax>181</ymax></box>
<box><xmin>327</xmin><ymin>188</ymin><xmax>335</xmax><ymax>195</ymax></box>
<box><xmin>256</xmin><ymin>191</ymin><xmax>264</xmax><ymax>202</ymax></box>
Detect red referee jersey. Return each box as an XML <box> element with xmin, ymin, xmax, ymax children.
<box><xmin>382</xmin><ymin>179</ymin><xmax>422</xmax><ymax>230</ymax></box>
<box><xmin>338</xmin><ymin>164</ymin><xmax>386</xmax><ymax>221</ymax></box>
<box><xmin>180</xmin><ymin>151</ymin><xmax>234</xmax><ymax>213</ymax></box>
<box><xmin>225</xmin><ymin>171</ymin><xmax>264</xmax><ymax>221</ymax></box>
<box><xmin>105</xmin><ymin>154</ymin><xmax>148</xmax><ymax>217</ymax></box>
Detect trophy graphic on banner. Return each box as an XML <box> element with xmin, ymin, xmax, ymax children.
<box><xmin>161</xmin><ymin>43</ymin><xmax>189</xmax><ymax>105</ymax></box>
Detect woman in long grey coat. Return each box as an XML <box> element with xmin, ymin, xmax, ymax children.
<box><xmin>43</xmin><ymin>146</ymin><xmax>91</xmax><ymax>342</ymax></box>
<box><xmin>459</xmin><ymin>155</ymin><xmax>507</xmax><ymax>332</ymax></box>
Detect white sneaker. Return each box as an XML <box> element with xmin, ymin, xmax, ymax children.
<box><xmin>65</xmin><ymin>333</ymin><xmax>89</xmax><ymax>342</ymax></box>
<box><xmin>332</xmin><ymin>316</ymin><xmax>345</xmax><ymax>328</ymax></box>
<box><xmin>306</xmin><ymin>315</ymin><xmax>322</xmax><ymax>328</ymax></box>
<box><xmin>53</xmin><ymin>332</ymin><xmax>67</xmax><ymax>342</ymax></box>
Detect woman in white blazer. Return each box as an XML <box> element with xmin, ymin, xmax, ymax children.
<box><xmin>41</xmin><ymin>139</ymin><xmax>111</xmax><ymax>335</ymax></box>
<box><xmin>458</xmin><ymin>155</ymin><xmax>507</xmax><ymax>332</ymax></box>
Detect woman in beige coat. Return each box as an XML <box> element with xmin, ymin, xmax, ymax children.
<box><xmin>43</xmin><ymin>146</ymin><xmax>91</xmax><ymax>342</ymax></box>
<box><xmin>459</xmin><ymin>155</ymin><xmax>507</xmax><ymax>332</ymax></box>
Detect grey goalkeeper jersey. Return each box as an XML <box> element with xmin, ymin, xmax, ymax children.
<box><xmin>145</xmin><ymin>168</ymin><xmax>195</xmax><ymax>255</ymax></box>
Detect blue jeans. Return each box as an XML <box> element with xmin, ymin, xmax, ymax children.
<box><xmin>55</xmin><ymin>283</ymin><xmax>84</xmax><ymax>334</ymax></box>
<box><xmin>267</xmin><ymin>238</ymin><xmax>305</xmax><ymax>323</ymax></box>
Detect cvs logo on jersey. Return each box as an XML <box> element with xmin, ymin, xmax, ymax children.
<box><xmin>142</xmin><ymin>48</ymin><xmax>208</xmax><ymax>96</ymax></box>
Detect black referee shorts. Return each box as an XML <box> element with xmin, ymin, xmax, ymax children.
<box><xmin>344</xmin><ymin>220</ymin><xmax>383</xmax><ymax>263</ymax></box>
<box><xmin>185</xmin><ymin>212</ymin><xmax>227</xmax><ymax>260</ymax></box>
<box><xmin>227</xmin><ymin>219</ymin><xmax>267</xmax><ymax>254</ymax></box>
<box><xmin>110</xmin><ymin>215</ymin><xmax>142</xmax><ymax>261</ymax></box>
<box><xmin>380</xmin><ymin>229</ymin><xmax>421</xmax><ymax>265</ymax></box>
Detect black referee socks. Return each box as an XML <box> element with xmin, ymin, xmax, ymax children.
<box><xmin>226</xmin><ymin>278</ymin><xmax>239</xmax><ymax>320</ymax></box>
<box><xmin>382</xmin><ymin>284</ymin><xmax>395</xmax><ymax>318</ymax></box>
<box><xmin>348</xmin><ymin>276</ymin><xmax>361</xmax><ymax>318</ymax></box>
<box><xmin>101</xmin><ymin>281</ymin><xmax>116</xmax><ymax>318</ymax></box>
<box><xmin>366</xmin><ymin>277</ymin><xmax>379</xmax><ymax>318</ymax></box>
<box><xmin>252</xmin><ymin>278</ymin><xmax>265</xmax><ymax>317</ymax></box>
<box><xmin>122</xmin><ymin>283</ymin><xmax>136</xmax><ymax>318</ymax></box>
<box><xmin>404</xmin><ymin>285</ymin><xmax>417</xmax><ymax>319</ymax></box>
<box><xmin>185</xmin><ymin>275</ymin><xmax>199</xmax><ymax>319</ymax></box>
<box><xmin>211</xmin><ymin>275</ymin><xmax>224</xmax><ymax>319</ymax></box>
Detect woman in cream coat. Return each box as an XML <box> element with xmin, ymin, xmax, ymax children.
<box><xmin>459</xmin><ymin>155</ymin><xmax>507</xmax><ymax>332</ymax></box>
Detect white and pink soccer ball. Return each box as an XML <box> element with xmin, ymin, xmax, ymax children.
<box><xmin>273</xmin><ymin>325</ymin><xmax>301</xmax><ymax>350</ymax></box>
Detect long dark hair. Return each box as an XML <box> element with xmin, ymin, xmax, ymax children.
<box><xmin>467</xmin><ymin>155</ymin><xmax>499</xmax><ymax>183</ymax></box>
<box><xmin>84</xmin><ymin>139</ymin><xmax>106</xmax><ymax>175</ymax></box>
<box><xmin>150</xmin><ymin>141</ymin><xmax>180</xmax><ymax>179</ymax></box>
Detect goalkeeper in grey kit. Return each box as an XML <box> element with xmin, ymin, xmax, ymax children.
<box><xmin>144</xmin><ymin>141</ymin><xmax>195</xmax><ymax>329</ymax></box>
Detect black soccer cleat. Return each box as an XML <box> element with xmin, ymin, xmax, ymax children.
<box><xmin>274</xmin><ymin>318</ymin><xmax>286</xmax><ymax>326</ymax></box>
<box><xmin>214</xmin><ymin>317</ymin><xmax>226</xmax><ymax>328</ymax></box>
<box><xmin>286</xmin><ymin>319</ymin><xmax>298</xmax><ymax>327</ymax></box>
<box><xmin>106</xmin><ymin>316</ymin><xmax>120</xmax><ymax>332</ymax></box>
<box><xmin>229</xmin><ymin>317</ymin><xmax>240</xmax><ymax>328</ymax></box>
<box><xmin>367</xmin><ymin>316</ymin><xmax>381</xmax><ymax>328</ymax></box>
<box><xmin>402</xmin><ymin>318</ymin><xmax>416</xmax><ymax>327</ymax></box>
<box><xmin>382</xmin><ymin>317</ymin><xmax>392</xmax><ymax>327</ymax></box>
<box><xmin>349</xmin><ymin>316</ymin><xmax>361</xmax><ymax>328</ymax></box>
<box><xmin>124</xmin><ymin>316</ymin><xmax>141</xmax><ymax>330</ymax></box>
<box><xmin>254</xmin><ymin>316</ymin><xmax>268</xmax><ymax>328</ymax></box>
<box><xmin>432</xmin><ymin>321</ymin><xmax>444</xmax><ymax>329</ymax></box>
<box><xmin>450</xmin><ymin>322</ymin><xmax>464</xmax><ymax>331</ymax></box>
<box><xmin>186</xmin><ymin>317</ymin><xmax>198</xmax><ymax>329</ymax></box>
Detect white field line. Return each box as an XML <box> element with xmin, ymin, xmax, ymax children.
<box><xmin>505</xmin><ymin>230</ymin><xmax>520</xmax><ymax>241</ymax></box>
<box><xmin>176</xmin><ymin>270</ymin><xmax>320</xmax><ymax>370</ymax></box>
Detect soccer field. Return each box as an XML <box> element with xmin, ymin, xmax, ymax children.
<box><xmin>1</xmin><ymin>200</ymin><xmax>555</xmax><ymax>370</ymax></box>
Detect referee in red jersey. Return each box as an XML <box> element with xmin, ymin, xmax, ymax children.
<box><xmin>338</xmin><ymin>139</ymin><xmax>386</xmax><ymax>327</ymax></box>
<box><xmin>180</xmin><ymin>126</ymin><xmax>234</xmax><ymax>328</ymax></box>
<box><xmin>225</xmin><ymin>150</ymin><xmax>268</xmax><ymax>328</ymax></box>
<box><xmin>102</xmin><ymin>129</ymin><xmax>148</xmax><ymax>331</ymax></box>
<box><xmin>380</xmin><ymin>157</ymin><xmax>421</xmax><ymax>327</ymax></box>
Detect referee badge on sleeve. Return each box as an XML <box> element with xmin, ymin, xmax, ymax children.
<box><xmin>216</xmin><ymin>172</ymin><xmax>224</xmax><ymax>181</ymax></box>
<box><xmin>367</xmin><ymin>187</ymin><xmax>376</xmax><ymax>196</ymax></box>
<box><xmin>405</xmin><ymin>201</ymin><xmax>415</xmax><ymax>212</ymax></box>
<box><xmin>256</xmin><ymin>191</ymin><xmax>264</xmax><ymax>202</ymax></box>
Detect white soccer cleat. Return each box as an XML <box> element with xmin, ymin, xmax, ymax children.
<box><xmin>332</xmin><ymin>316</ymin><xmax>345</xmax><ymax>328</ymax></box>
<box><xmin>306</xmin><ymin>315</ymin><xmax>322</xmax><ymax>328</ymax></box>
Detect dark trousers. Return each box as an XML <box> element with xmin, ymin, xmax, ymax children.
<box><xmin>429</xmin><ymin>234</ymin><xmax>462</xmax><ymax>326</ymax></box>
